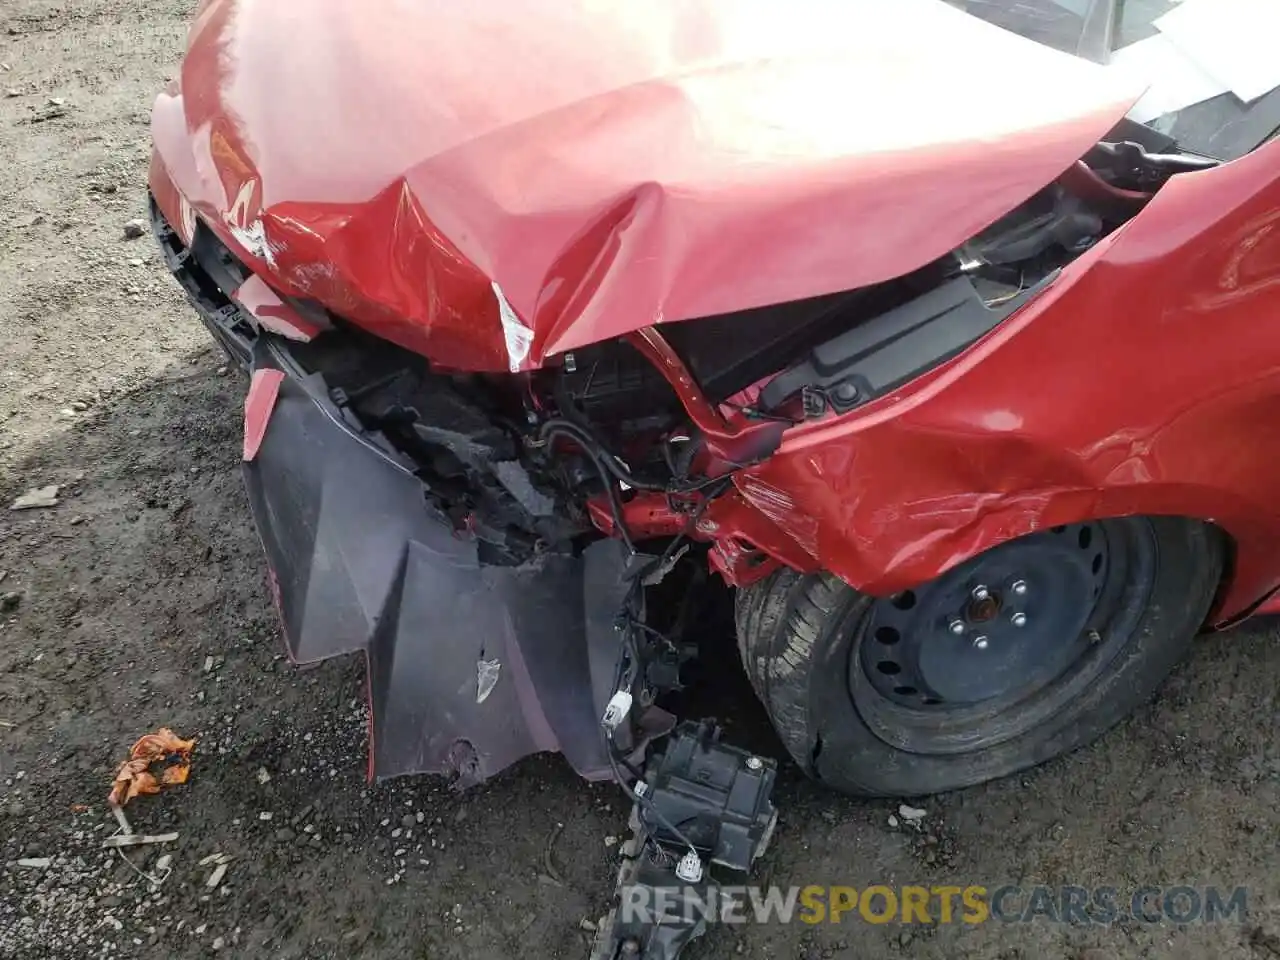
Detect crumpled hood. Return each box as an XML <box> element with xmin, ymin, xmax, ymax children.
<box><xmin>152</xmin><ymin>0</ymin><xmax>1140</xmax><ymax>372</ymax></box>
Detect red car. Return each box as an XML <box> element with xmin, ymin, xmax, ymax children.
<box><xmin>150</xmin><ymin>0</ymin><xmax>1280</xmax><ymax>802</ymax></box>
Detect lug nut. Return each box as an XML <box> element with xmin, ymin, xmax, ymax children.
<box><xmin>745</xmin><ymin>756</ymin><xmax>762</xmax><ymax>771</ymax></box>
<box><xmin>973</xmin><ymin>636</ymin><xmax>989</xmax><ymax>650</ymax></box>
<box><xmin>1012</xmin><ymin>580</ymin><xmax>1028</xmax><ymax>595</ymax></box>
<box><xmin>971</xmin><ymin>585</ymin><xmax>990</xmax><ymax>602</ymax></box>
<box><xmin>949</xmin><ymin>618</ymin><xmax>966</xmax><ymax>635</ymax></box>
<box><xmin>1011</xmin><ymin>612</ymin><xmax>1027</xmax><ymax>627</ymax></box>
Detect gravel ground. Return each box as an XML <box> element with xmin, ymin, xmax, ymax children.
<box><xmin>1</xmin><ymin>2</ymin><xmax>1278</xmax><ymax>958</ymax></box>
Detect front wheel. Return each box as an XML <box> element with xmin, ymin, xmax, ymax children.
<box><xmin>735</xmin><ymin>517</ymin><xmax>1223</xmax><ymax>797</ymax></box>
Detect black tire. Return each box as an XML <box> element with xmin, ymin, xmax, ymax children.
<box><xmin>735</xmin><ymin>516</ymin><xmax>1223</xmax><ymax>797</ymax></box>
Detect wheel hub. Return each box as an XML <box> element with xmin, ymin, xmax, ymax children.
<box><xmin>859</xmin><ymin>522</ymin><xmax>1111</xmax><ymax>709</ymax></box>
<box><xmin>964</xmin><ymin>592</ymin><xmax>1001</xmax><ymax>623</ymax></box>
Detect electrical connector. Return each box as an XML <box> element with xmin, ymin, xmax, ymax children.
<box><xmin>601</xmin><ymin>690</ymin><xmax>634</xmax><ymax>730</ymax></box>
<box><xmin>675</xmin><ymin>850</ymin><xmax>703</xmax><ymax>884</ymax></box>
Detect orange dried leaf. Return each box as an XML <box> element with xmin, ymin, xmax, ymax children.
<box><xmin>107</xmin><ymin>727</ymin><xmax>197</xmax><ymax>808</ymax></box>
<box><xmin>127</xmin><ymin>770</ymin><xmax>160</xmax><ymax>801</ymax></box>
<box><xmin>129</xmin><ymin>728</ymin><xmax>196</xmax><ymax>764</ymax></box>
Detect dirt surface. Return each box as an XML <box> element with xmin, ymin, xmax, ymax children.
<box><xmin>0</xmin><ymin>2</ymin><xmax>1277</xmax><ymax>958</ymax></box>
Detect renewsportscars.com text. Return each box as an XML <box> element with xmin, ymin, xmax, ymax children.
<box><xmin>619</xmin><ymin>884</ymin><xmax>1248</xmax><ymax>926</ymax></box>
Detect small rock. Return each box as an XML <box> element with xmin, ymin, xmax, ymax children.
<box><xmin>215</xmin><ymin>366</ymin><xmax>228</xmax><ymax>377</ymax></box>
<box><xmin>4</xmin><ymin>89</ymin><xmax>18</xmax><ymax>98</ymax></box>
<box><xmin>206</xmin><ymin>863</ymin><xmax>228</xmax><ymax>889</ymax></box>
<box><xmin>898</xmin><ymin>930</ymin><xmax>914</xmax><ymax>948</ymax></box>
<box><xmin>274</xmin><ymin>828</ymin><xmax>295</xmax><ymax>844</ymax></box>
<box><xmin>258</xmin><ymin>812</ymin><xmax>273</xmax><ymax>821</ymax></box>
<box><xmin>211</xmin><ymin>937</ymin><xmax>225</xmax><ymax>951</ymax></box>
<box><xmin>256</xmin><ymin>767</ymin><xmax>271</xmax><ymax>785</ymax></box>
<box><xmin>154</xmin><ymin>854</ymin><xmax>173</xmax><ymax>873</ymax></box>
<box><xmin>122</xmin><ymin>219</ymin><xmax>147</xmax><ymax>240</ymax></box>
<box><xmin>203</xmin><ymin>656</ymin><xmax>215</xmax><ymax>673</ymax></box>
<box><xmin>16</xmin><ymin>858</ymin><xmax>51</xmax><ymax>869</ymax></box>
<box><xmin>10</xmin><ymin>484</ymin><xmax>60</xmax><ymax>510</ymax></box>
<box><xmin>579</xmin><ymin>918</ymin><xmax>598</xmax><ymax>933</ymax></box>
<box><xmin>47</xmin><ymin>96</ymin><xmax>64</xmax><ymax>106</ymax></box>
<box><xmin>887</xmin><ymin>814</ymin><xmax>900</xmax><ymax>829</ymax></box>
<box><xmin>1</xmin><ymin>592</ymin><xmax>20</xmax><ymax>612</ymax></box>
<box><xmin>400</xmin><ymin>814</ymin><xmax>416</xmax><ymax>830</ymax></box>
<box><xmin>898</xmin><ymin>804</ymin><xmax>927</xmax><ymax>822</ymax></box>
<box><xmin>127</xmin><ymin>258</ymin><xmax>143</xmax><ymax>267</ymax></box>
<box><xmin>603</xmin><ymin>836</ymin><xmax>618</xmax><ymax>848</ymax></box>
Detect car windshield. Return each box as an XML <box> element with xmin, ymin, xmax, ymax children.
<box><xmin>945</xmin><ymin>0</ymin><xmax>1280</xmax><ymax>160</ymax></box>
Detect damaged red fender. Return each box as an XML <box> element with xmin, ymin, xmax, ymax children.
<box><xmin>717</xmin><ymin>139</ymin><xmax>1280</xmax><ymax>623</ymax></box>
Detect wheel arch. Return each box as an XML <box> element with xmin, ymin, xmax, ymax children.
<box><xmin>733</xmin><ymin>469</ymin><xmax>1266</xmax><ymax>626</ymax></box>
<box><xmin>845</xmin><ymin>498</ymin><xmax>1244</xmax><ymax>626</ymax></box>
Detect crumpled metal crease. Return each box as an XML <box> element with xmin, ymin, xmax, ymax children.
<box><xmin>151</xmin><ymin>0</ymin><xmax>1139</xmax><ymax>372</ymax></box>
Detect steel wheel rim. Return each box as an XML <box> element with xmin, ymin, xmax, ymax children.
<box><xmin>849</xmin><ymin>519</ymin><xmax>1158</xmax><ymax>756</ymax></box>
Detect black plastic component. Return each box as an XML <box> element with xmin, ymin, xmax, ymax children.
<box><xmin>660</xmin><ymin>289</ymin><xmax>865</xmax><ymax>403</ymax></box>
<box><xmin>559</xmin><ymin>340</ymin><xmax>683</xmax><ymax>422</ymax></box>
<box><xmin>595</xmin><ymin>854</ymin><xmax>713</xmax><ymax>960</ymax></box>
<box><xmin>971</xmin><ymin>185</ymin><xmax>1102</xmax><ymax>265</ymax></box>
<box><xmin>759</xmin><ymin>276</ymin><xmax>1041</xmax><ymax>414</ymax></box>
<box><xmin>1087</xmin><ymin>140</ymin><xmax>1220</xmax><ymax>192</ymax></box>
<box><xmin>242</xmin><ymin>354</ymin><xmax>622</xmax><ymax>784</ymax></box>
<box><xmin>1103</xmin><ymin>116</ymin><xmax>1178</xmax><ymax>155</ymax></box>
<box><xmin>637</xmin><ymin>721</ymin><xmax>777</xmax><ymax>872</ymax></box>
<box><xmin>592</xmin><ymin>722</ymin><xmax>779</xmax><ymax>960</ymax></box>
<box><xmin>150</xmin><ymin>196</ymin><xmax>257</xmax><ymax>368</ymax></box>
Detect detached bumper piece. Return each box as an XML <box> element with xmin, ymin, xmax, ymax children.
<box><xmin>244</xmin><ymin>362</ymin><xmax>618</xmax><ymax>783</ymax></box>
<box><xmin>244</xmin><ymin>358</ymin><xmax>651</xmax><ymax>783</ymax></box>
<box><xmin>592</xmin><ymin>723</ymin><xmax>779</xmax><ymax>960</ymax></box>
<box><xmin>152</xmin><ymin>196</ymin><xmax>634</xmax><ymax>784</ymax></box>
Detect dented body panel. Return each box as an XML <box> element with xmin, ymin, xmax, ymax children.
<box><xmin>728</xmin><ymin>140</ymin><xmax>1280</xmax><ymax>620</ymax></box>
<box><xmin>151</xmin><ymin>0</ymin><xmax>1138</xmax><ymax>371</ymax></box>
